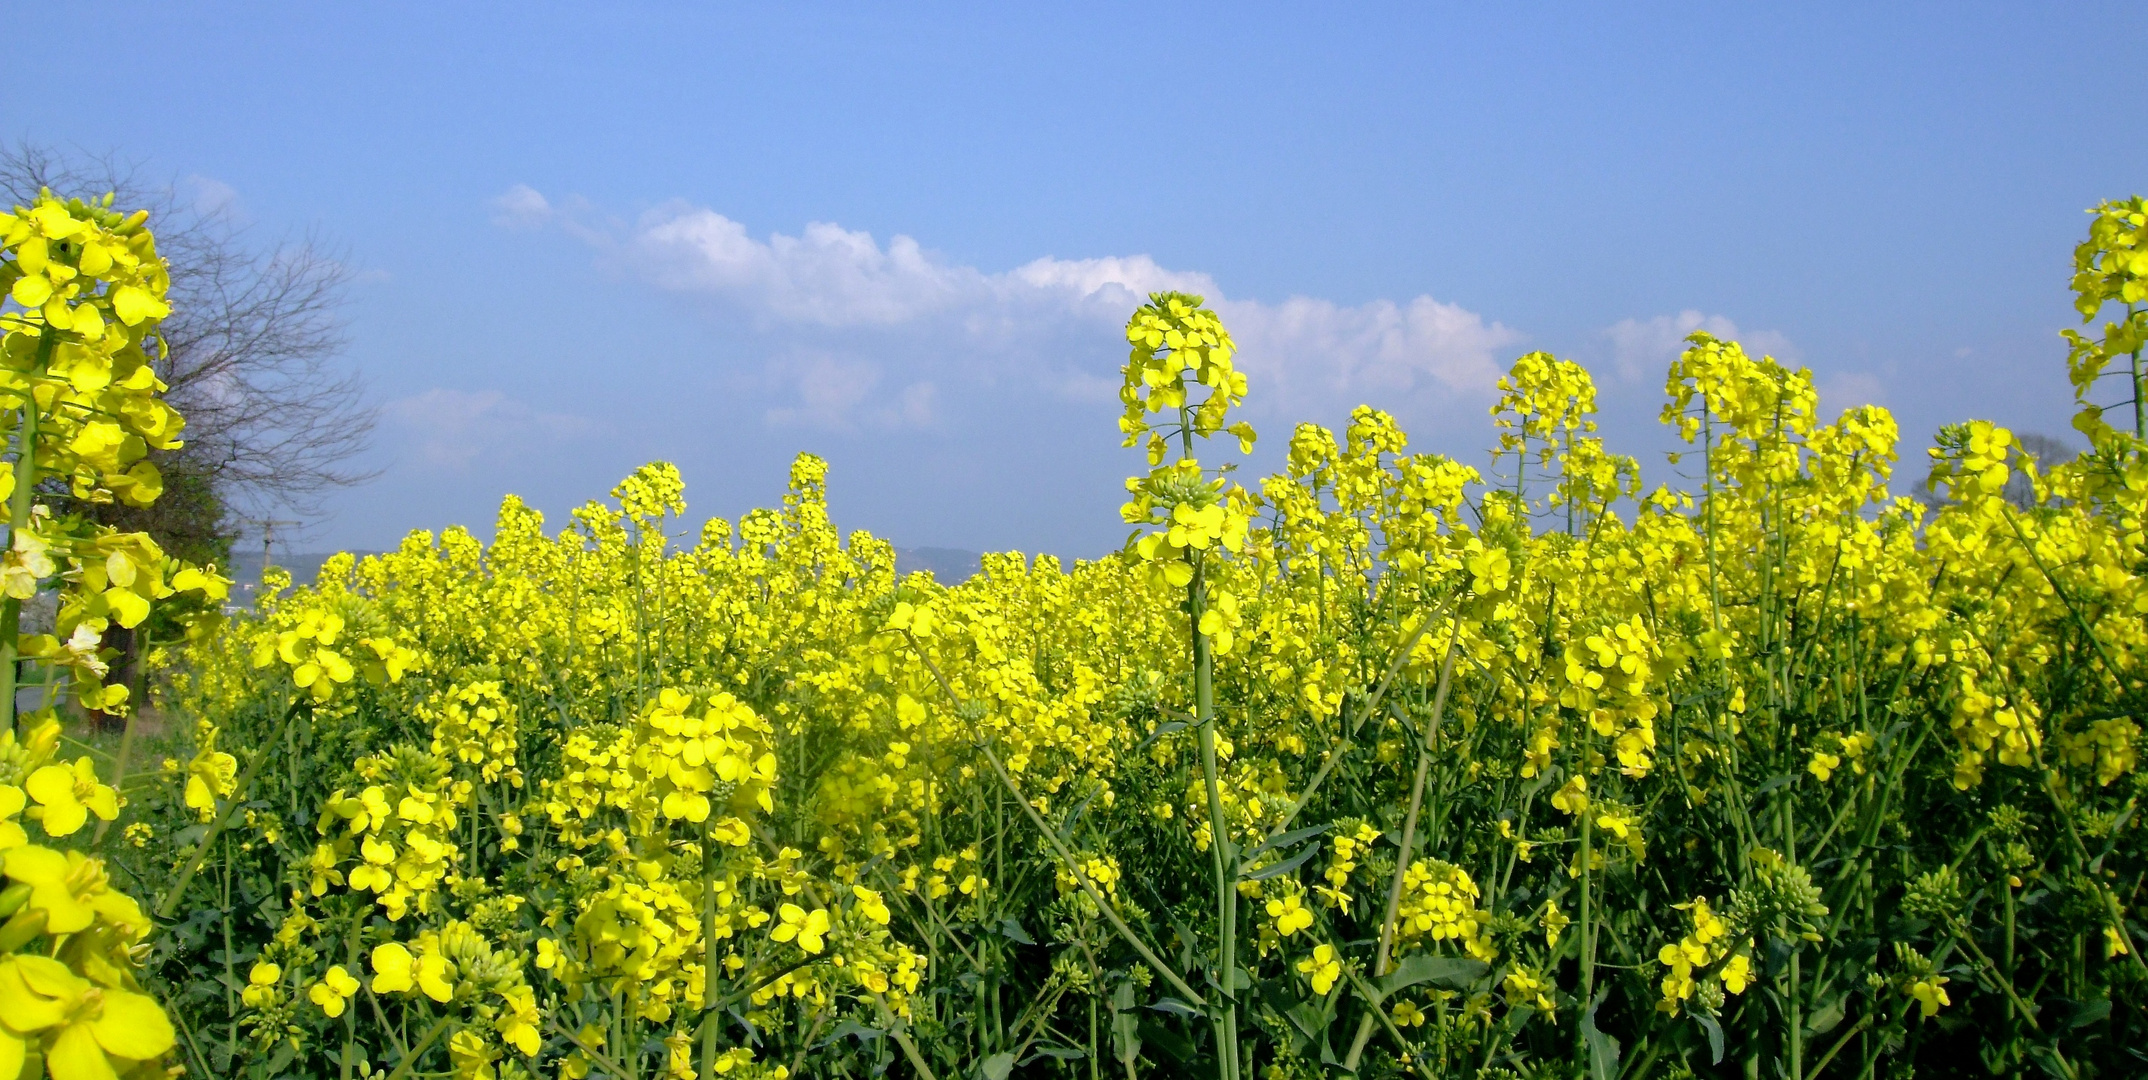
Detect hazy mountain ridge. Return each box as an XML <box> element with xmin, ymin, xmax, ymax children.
<box><xmin>226</xmin><ymin>546</ymin><xmax>987</xmax><ymax>589</ymax></box>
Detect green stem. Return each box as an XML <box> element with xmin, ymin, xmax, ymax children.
<box><xmin>1190</xmin><ymin>558</ymin><xmax>1239</xmax><ymax>1079</ymax></box>
<box><xmin>95</xmin><ymin>634</ymin><xmax>155</xmax><ymax>846</ymax></box>
<box><xmin>1342</xmin><ymin>636</ymin><xmax>1460</xmax><ymax>1072</ymax></box>
<box><xmin>868</xmin><ymin>990</ymin><xmax>942</xmax><ymax>1080</ymax></box>
<box><xmin>0</xmin><ymin>330</ymin><xmax>55</xmax><ymax>733</ymax></box>
<box><xmin>1578</xmin><ymin>807</ymin><xmax>1594</xmax><ymax>1004</ymax></box>
<box><xmin>551</xmin><ymin>1017</ymin><xmax>639</xmax><ymax>1080</ymax></box>
<box><xmin>699</xmin><ymin>815</ymin><xmax>722</xmax><ymax>1079</ymax></box>
<box><xmin>156</xmin><ymin>698</ymin><xmax>302</xmax><ymax>919</ymax></box>
<box><xmin>1804</xmin><ymin>1013</ymin><xmax>1872</xmax><ymax>1079</ymax></box>
<box><xmin>1789</xmin><ymin>936</ymin><xmax>1803</xmax><ymax>1080</ymax></box>
<box><xmin>905</xmin><ymin>633</ymin><xmax>1208</xmax><ymax>1010</ymax></box>
<box><xmin>383</xmin><ymin>1016</ymin><xmax>456</xmax><ymax>1080</ymax></box>
<box><xmin>1340</xmin><ymin>966</ymin><xmax>1437</xmax><ymax>1080</ymax></box>
<box><xmin>1263</xmin><ymin>595</ymin><xmax>1453</xmax><ymax>843</ymax></box>
<box><xmin>2131</xmin><ymin>337</ymin><xmax>2142</xmax><ymax>440</ymax></box>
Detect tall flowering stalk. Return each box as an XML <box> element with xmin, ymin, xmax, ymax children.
<box><xmin>1116</xmin><ymin>293</ymin><xmax>1256</xmax><ymax>1078</ymax></box>
<box><xmin>0</xmin><ymin>192</ymin><xmax>227</xmax><ymax>1080</ymax></box>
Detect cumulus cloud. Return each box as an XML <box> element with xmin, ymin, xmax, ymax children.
<box><xmin>1602</xmin><ymin>310</ymin><xmax>1800</xmax><ymax>385</ymax></box>
<box><xmin>761</xmin><ymin>356</ymin><xmax>940</xmax><ymax>432</ymax></box>
<box><xmin>1819</xmin><ymin>371</ymin><xmax>1888</xmax><ymax>412</ymax></box>
<box><xmin>506</xmin><ymin>188</ymin><xmax>1523</xmax><ymax>429</ymax></box>
<box><xmin>491</xmin><ymin>184</ymin><xmax>554</xmax><ymax>228</ymax></box>
<box><xmin>387</xmin><ymin>388</ymin><xmax>597</xmax><ymax>470</ymax></box>
<box><xmin>181</xmin><ymin>175</ymin><xmax>243</xmax><ymax>220</ymax></box>
<box><xmin>1604</xmin><ymin>310</ymin><xmax>1888</xmax><ymax>422</ymax></box>
<box><xmin>1221</xmin><ymin>295</ymin><xmax>1519</xmax><ymax>412</ymax></box>
<box><xmin>633</xmin><ymin>209</ymin><xmax>984</xmax><ymax>326</ymax></box>
<box><xmin>1603</xmin><ymin>310</ymin><xmax>1802</xmax><ymax>386</ymax></box>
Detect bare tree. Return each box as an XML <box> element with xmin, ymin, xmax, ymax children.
<box><xmin>1</xmin><ymin>141</ymin><xmax>376</xmax><ymax>545</ymax></box>
<box><xmin>1918</xmin><ymin>428</ymin><xmax>2080</xmax><ymax>512</ymax></box>
<box><xmin>2004</xmin><ymin>431</ymin><xmax>2078</xmax><ymax>509</ymax></box>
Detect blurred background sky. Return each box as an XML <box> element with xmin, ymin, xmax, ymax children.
<box><xmin>5</xmin><ymin>2</ymin><xmax>2144</xmax><ymax>558</ymax></box>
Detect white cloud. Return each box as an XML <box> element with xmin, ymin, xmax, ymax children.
<box><xmin>634</xmin><ymin>209</ymin><xmax>983</xmax><ymax>326</ymax></box>
<box><xmin>387</xmin><ymin>388</ymin><xmax>596</xmax><ymax>470</ymax></box>
<box><xmin>1604</xmin><ymin>310</ymin><xmax>1889</xmax><ymax>420</ymax></box>
<box><xmin>491</xmin><ymin>184</ymin><xmax>553</xmax><ymax>228</ymax></box>
<box><xmin>1010</xmin><ymin>254</ymin><xmax>1218</xmax><ymax>301</ymax></box>
<box><xmin>1819</xmin><ymin>371</ymin><xmax>1888</xmax><ymax>412</ymax></box>
<box><xmin>761</xmin><ymin>356</ymin><xmax>940</xmax><ymax>432</ymax></box>
<box><xmin>1602</xmin><ymin>310</ymin><xmax>1799</xmax><ymax>382</ymax></box>
<box><xmin>1221</xmin><ymin>295</ymin><xmax>1520</xmax><ymax>410</ymax></box>
<box><xmin>181</xmin><ymin>175</ymin><xmax>243</xmax><ymax>222</ymax></box>
<box><xmin>505</xmin><ymin>188</ymin><xmax>1524</xmax><ymax>427</ymax></box>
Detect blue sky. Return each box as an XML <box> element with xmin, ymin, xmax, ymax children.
<box><xmin>6</xmin><ymin>3</ymin><xmax>2142</xmax><ymax>557</ymax></box>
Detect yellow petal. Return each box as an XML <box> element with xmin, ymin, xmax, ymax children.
<box><xmin>45</xmin><ymin>1022</ymin><xmax>115</xmax><ymax>1080</ymax></box>
<box><xmin>370</xmin><ymin>943</ymin><xmax>414</xmax><ymax>994</ymax></box>
<box><xmin>77</xmin><ymin>242</ymin><xmax>113</xmax><ymax>277</ymax></box>
<box><xmin>69</xmin><ymin>304</ymin><xmax>104</xmax><ymax>342</ymax></box>
<box><xmin>89</xmin><ymin>990</ymin><xmax>174</xmax><ymax>1061</ymax></box>
<box><xmin>21</xmin><ymin>766</ymin><xmax>72</xmax><ymax>809</ymax></box>
<box><xmin>85</xmin><ymin>787</ymin><xmax>118</xmax><ymax>822</ymax></box>
<box><xmin>39</xmin><ymin>797</ymin><xmax>88</xmax><ymax>838</ymax></box>
<box><xmin>2</xmin><ymin>845</ymin><xmax>67</xmax><ymax>886</ymax></box>
<box><xmin>109</xmin><ymin>285</ymin><xmax>168</xmax><ymax>327</ymax></box>
<box><xmin>0</xmin><ymin>958</ymin><xmax>70</xmax><ymax>1032</ymax></box>
<box><xmin>417</xmin><ymin>954</ymin><xmax>453</xmax><ymax>1002</ymax></box>
<box><xmin>8</xmin><ymin>274</ymin><xmax>52</xmax><ymax>309</ymax></box>
<box><xmin>0</xmin><ymin>1025</ymin><xmax>24</xmax><ymax>1080</ymax></box>
<box><xmin>11</xmin><ymin>955</ymin><xmax>87</xmax><ymax>1002</ymax></box>
<box><xmin>106</xmin><ymin>588</ymin><xmax>150</xmax><ymax>630</ymax></box>
<box><xmin>29</xmin><ymin>205</ymin><xmax>84</xmax><ymax>240</ymax></box>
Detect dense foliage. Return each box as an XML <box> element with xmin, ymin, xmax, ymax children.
<box><xmin>8</xmin><ymin>193</ymin><xmax>2148</xmax><ymax>1080</ymax></box>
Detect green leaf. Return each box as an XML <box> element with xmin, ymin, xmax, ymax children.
<box><xmin>1582</xmin><ymin>993</ymin><xmax>1621</xmax><ymax>1080</ymax></box>
<box><xmin>1377</xmin><ymin>955</ymin><xmax>1489</xmax><ymax>1000</ymax></box>
<box><xmin>1148</xmin><ymin>996</ymin><xmax>1202</xmax><ymax>1018</ymax></box>
<box><xmin>1134</xmin><ymin>720</ymin><xmax>1189</xmax><ymax>753</ymax></box>
<box><xmin>1805</xmin><ymin>996</ymin><xmax>1845</xmax><ymax>1035</ymax></box>
<box><xmin>1138</xmin><ymin>1014</ymin><xmax>1198</xmax><ymax>1062</ymax></box>
<box><xmin>979</xmin><ymin>1051</ymin><xmax>1016</xmax><ymax>1080</ymax></box>
<box><xmin>1110</xmin><ymin>981</ymin><xmax>1143</xmax><ymax>1066</ymax></box>
<box><xmin>817</xmin><ymin>1019</ymin><xmax>883</xmax><ymax>1049</ymax></box>
<box><xmin>1055</xmin><ymin>784</ymin><xmax>1106</xmax><ymax>844</ymax></box>
<box><xmin>2066</xmin><ymin>998</ymin><xmax>2112</xmax><ymax>1030</ymax></box>
<box><xmin>1695</xmin><ymin>1014</ymin><xmax>1725</xmax><ymax>1065</ymax></box>
<box><xmin>1241</xmin><ymin>823</ymin><xmax>1331</xmax><ymax>864</ymax></box>
<box><xmin>1753</xmin><ymin>772</ymin><xmax>1798</xmax><ymax>797</ymax></box>
<box><xmin>1242</xmin><ymin>842</ymin><xmax>1322</xmax><ymax>882</ymax></box>
<box><xmin>999</xmin><ymin>916</ymin><xmax>1035</xmax><ymax>945</ymax></box>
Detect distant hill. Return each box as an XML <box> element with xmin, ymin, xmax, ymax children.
<box><xmin>227</xmin><ymin>550</ymin><xmax>364</xmax><ymax>588</ymax></box>
<box><xmin>895</xmin><ymin>547</ymin><xmax>982</xmax><ymax>582</ymax></box>
<box><xmin>222</xmin><ymin>545</ymin><xmax>988</xmax><ymax>595</ymax></box>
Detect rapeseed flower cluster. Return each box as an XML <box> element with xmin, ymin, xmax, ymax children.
<box><xmin>0</xmin><ymin>192</ymin><xmax>227</xmax><ymax>1080</ymax></box>
<box><xmin>66</xmin><ymin>204</ymin><xmax>2148</xmax><ymax>1077</ymax></box>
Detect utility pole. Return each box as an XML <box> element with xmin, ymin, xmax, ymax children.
<box><xmin>243</xmin><ymin>517</ymin><xmax>302</xmax><ymax>584</ymax></box>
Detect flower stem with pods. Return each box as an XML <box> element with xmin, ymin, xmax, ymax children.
<box><xmin>155</xmin><ymin>696</ymin><xmax>303</xmax><ymax>919</ymax></box>
<box><xmin>1343</xmin><ymin>633</ymin><xmax>1459</xmax><ymax>1071</ymax></box>
<box><xmin>901</xmin><ymin>629</ymin><xmax>1212</xmax><ymax>1012</ymax></box>
<box><xmin>746</xmin><ymin>821</ymin><xmax>941</xmax><ymax>1080</ymax></box>
<box><xmin>0</xmin><ymin>328</ymin><xmax>53</xmax><ymax>733</ymax></box>
<box><xmin>1188</xmin><ymin>556</ymin><xmax>1242</xmax><ymax>1080</ymax></box>
<box><xmin>1262</xmin><ymin>593</ymin><xmax>1455</xmax><ymax>845</ymax></box>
